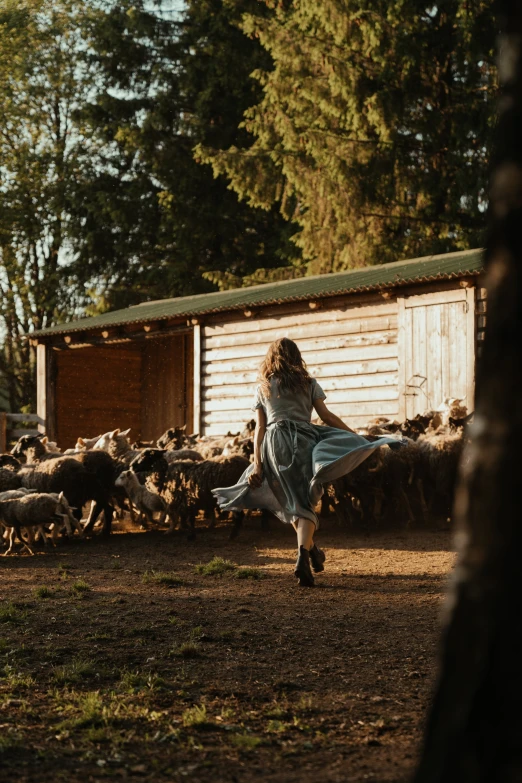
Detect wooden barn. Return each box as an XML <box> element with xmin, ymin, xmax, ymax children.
<box><xmin>31</xmin><ymin>249</ymin><xmax>486</xmax><ymax>447</ymax></box>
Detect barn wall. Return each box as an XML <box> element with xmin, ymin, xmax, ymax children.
<box><xmin>201</xmin><ymin>301</ymin><xmax>399</xmax><ymax>435</ymax></box>
<box><xmin>54</xmin><ymin>344</ymin><xmax>142</xmax><ymax>448</ymax></box>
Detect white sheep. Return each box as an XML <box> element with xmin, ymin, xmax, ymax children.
<box><xmin>115</xmin><ymin>470</ymin><xmax>168</xmax><ymax>527</ymax></box>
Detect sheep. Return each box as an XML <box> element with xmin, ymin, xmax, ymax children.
<box><xmin>115</xmin><ymin>470</ymin><xmax>168</xmax><ymax>527</ymax></box>
<box><xmin>0</xmin><ymin>467</ymin><xmax>22</xmax><ymax>493</ymax></box>
<box><xmin>10</xmin><ymin>434</ymin><xmax>116</xmax><ymax>535</ymax></box>
<box><xmin>163</xmin><ymin>449</ymin><xmax>204</xmax><ymax>464</ymax></box>
<box><xmin>0</xmin><ymin>491</ymin><xmax>75</xmax><ymax>555</ymax></box>
<box><xmin>222</xmin><ymin>436</ymin><xmax>254</xmax><ymax>461</ymax></box>
<box><xmin>157</xmin><ymin>425</ymin><xmax>200</xmax><ymax>451</ymax></box>
<box><xmin>130</xmin><ymin>450</ymin><xmax>249</xmax><ymax>538</ymax></box>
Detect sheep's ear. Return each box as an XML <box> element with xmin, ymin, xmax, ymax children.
<box><xmin>109</xmin><ymin>429</ymin><xmax>120</xmax><ymax>438</ymax></box>
<box><xmin>180</xmin><ymin>425</ymin><xmax>186</xmax><ymax>432</ymax></box>
<box><xmin>121</xmin><ymin>428</ymin><xmax>131</xmax><ymax>437</ymax></box>
<box><xmin>58</xmin><ymin>491</ymin><xmax>64</xmax><ymax>501</ymax></box>
<box><xmin>77</xmin><ymin>437</ymin><xmax>85</xmax><ymax>446</ymax></box>
<box><xmin>41</xmin><ymin>436</ymin><xmax>48</xmax><ymax>445</ymax></box>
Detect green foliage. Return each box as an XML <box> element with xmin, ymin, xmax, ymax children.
<box><xmin>73</xmin><ymin>0</ymin><xmax>297</xmax><ymax>308</ymax></box>
<box><xmin>195</xmin><ymin>556</ymin><xmax>237</xmax><ymax>576</ymax></box>
<box><xmin>141</xmin><ymin>570</ymin><xmax>183</xmax><ymax>587</ymax></box>
<box><xmin>0</xmin><ymin>603</ymin><xmax>26</xmax><ymax>625</ymax></box>
<box><xmin>199</xmin><ymin>1</ymin><xmax>496</xmax><ymax>272</ymax></box>
<box><xmin>234</xmin><ymin>567</ymin><xmax>264</xmax><ymax>580</ymax></box>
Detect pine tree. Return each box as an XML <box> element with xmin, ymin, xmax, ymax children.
<box><xmin>199</xmin><ymin>1</ymin><xmax>496</xmax><ymax>272</ymax></box>
<box><xmin>74</xmin><ymin>0</ymin><xmax>298</xmax><ymax>305</ymax></box>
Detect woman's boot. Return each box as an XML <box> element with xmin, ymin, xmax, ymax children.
<box><xmin>294</xmin><ymin>546</ymin><xmax>315</xmax><ymax>587</ymax></box>
<box><xmin>309</xmin><ymin>544</ymin><xmax>326</xmax><ymax>573</ymax></box>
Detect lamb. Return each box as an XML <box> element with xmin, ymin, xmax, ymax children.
<box><xmin>0</xmin><ymin>491</ymin><xmax>75</xmax><ymax>555</ymax></box>
<box><xmin>115</xmin><ymin>470</ymin><xmax>168</xmax><ymax>527</ymax></box>
<box><xmin>222</xmin><ymin>436</ymin><xmax>254</xmax><ymax>461</ymax></box>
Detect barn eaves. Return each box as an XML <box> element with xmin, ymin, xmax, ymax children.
<box><xmin>32</xmin><ymin>247</ymin><xmax>484</xmax><ymax>339</ymax></box>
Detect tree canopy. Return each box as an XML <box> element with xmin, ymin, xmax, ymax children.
<box><xmin>199</xmin><ymin>1</ymin><xmax>497</xmax><ymax>273</ymax></box>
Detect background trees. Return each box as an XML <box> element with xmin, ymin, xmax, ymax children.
<box><xmin>200</xmin><ymin>1</ymin><xmax>497</xmax><ymax>273</ymax></box>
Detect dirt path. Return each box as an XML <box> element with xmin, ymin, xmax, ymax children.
<box><xmin>0</xmin><ymin>521</ymin><xmax>455</xmax><ymax>783</ymax></box>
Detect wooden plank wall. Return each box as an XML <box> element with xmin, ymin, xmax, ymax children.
<box><xmin>55</xmin><ymin>344</ymin><xmax>142</xmax><ymax>448</ymax></box>
<box><xmin>201</xmin><ymin>301</ymin><xmax>399</xmax><ymax>435</ymax></box>
<box><xmin>141</xmin><ymin>334</ymin><xmax>192</xmax><ymax>442</ymax></box>
<box><xmin>400</xmin><ymin>288</ymin><xmax>474</xmax><ymax>418</ymax></box>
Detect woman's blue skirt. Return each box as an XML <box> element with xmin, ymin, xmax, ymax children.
<box><xmin>212</xmin><ymin>420</ymin><xmax>403</xmax><ymax>528</ymax></box>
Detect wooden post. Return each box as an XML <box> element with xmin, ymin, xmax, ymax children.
<box><xmin>193</xmin><ymin>324</ymin><xmax>201</xmax><ymax>435</ymax></box>
<box><xmin>0</xmin><ymin>412</ymin><xmax>7</xmax><ymax>453</ymax></box>
<box><xmin>396</xmin><ymin>297</ymin><xmax>407</xmax><ymax>420</ymax></box>
<box><xmin>36</xmin><ymin>343</ymin><xmax>47</xmax><ymax>434</ymax></box>
<box><xmin>465</xmin><ymin>286</ymin><xmax>477</xmax><ymax>411</ymax></box>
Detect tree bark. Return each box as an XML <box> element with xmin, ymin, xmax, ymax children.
<box><xmin>414</xmin><ymin>4</ymin><xmax>522</xmax><ymax>782</ymax></box>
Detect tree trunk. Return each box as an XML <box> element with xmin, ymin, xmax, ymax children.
<box><xmin>414</xmin><ymin>4</ymin><xmax>522</xmax><ymax>782</ymax></box>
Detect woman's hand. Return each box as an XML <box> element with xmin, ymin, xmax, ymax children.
<box><xmin>248</xmin><ymin>462</ymin><xmax>263</xmax><ymax>489</ymax></box>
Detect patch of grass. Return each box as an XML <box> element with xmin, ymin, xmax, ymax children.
<box><xmin>71</xmin><ymin>579</ymin><xmax>91</xmax><ymax>595</ymax></box>
<box><xmin>58</xmin><ymin>691</ymin><xmax>104</xmax><ymax>730</ymax></box>
<box><xmin>216</xmin><ymin>630</ymin><xmax>236</xmax><ymax>642</ymax></box>
<box><xmin>234</xmin><ymin>567</ymin><xmax>264</xmax><ymax>580</ymax></box>
<box><xmin>0</xmin><ymin>603</ymin><xmax>25</xmax><ymax>625</ymax></box>
<box><xmin>266</xmin><ymin>719</ymin><xmax>287</xmax><ymax>733</ymax></box>
<box><xmin>182</xmin><ymin>704</ymin><xmax>209</xmax><ymax>728</ymax></box>
<box><xmin>142</xmin><ymin>570</ymin><xmax>183</xmax><ymax>587</ymax></box>
<box><xmin>34</xmin><ymin>586</ymin><xmax>54</xmax><ymax>599</ymax></box>
<box><xmin>231</xmin><ymin>733</ymin><xmax>262</xmax><ymax>750</ymax></box>
<box><xmin>0</xmin><ymin>731</ymin><xmax>22</xmax><ymax>755</ymax></box>
<box><xmin>1</xmin><ymin>665</ymin><xmax>35</xmax><ymax>690</ymax></box>
<box><xmin>85</xmin><ymin>726</ymin><xmax>111</xmax><ymax>743</ymax></box>
<box><xmin>195</xmin><ymin>557</ymin><xmax>237</xmax><ymax>576</ymax></box>
<box><xmin>52</xmin><ymin>657</ymin><xmax>96</xmax><ymax>685</ymax></box>
<box><xmin>58</xmin><ymin>563</ymin><xmax>72</xmax><ymax>580</ymax></box>
<box><xmin>170</xmin><ymin>642</ymin><xmax>201</xmax><ymax>659</ymax></box>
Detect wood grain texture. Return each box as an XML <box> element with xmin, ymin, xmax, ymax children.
<box><xmin>55</xmin><ymin>344</ymin><xmax>143</xmax><ymax>448</ymax></box>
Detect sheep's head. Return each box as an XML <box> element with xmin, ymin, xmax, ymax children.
<box><xmin>157</xmin><ymin>426</ymin><xmax>187</xmax><ymax>451</ymax></box>
<box><xmin>75</xmin><ymin>434</ymin><xmax>102</xmax><ymax>451</ymax></box>
<box><xmin>10</xmin><ymin>434</ymin><xmax>45</xmax><ymax>461</ymax></box>
<box><xmin>130</xmin><ymin>448</ymin><xmax>168</xmax><ymax>475</ymax></box>
<box><xmin>93</xmin><ymin>428</ymin><xmax>131</xmax><ymax>454</ymax></box>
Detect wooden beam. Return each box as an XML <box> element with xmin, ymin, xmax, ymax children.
<box><xmin>36</xmin><ymin>343</ymin><xmax>47</xmax><ymax>434</ymax></box>
<box><xmin>193</xmin><ymin>324</ymin><xmax>201</xmax><ymax>435</ymax></box>
<box><xmin>397</xmin><ymin>296</ymin><xmax>407</xmax><ymax>421</ymax></box>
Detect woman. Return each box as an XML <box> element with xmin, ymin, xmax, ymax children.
<box><xmin>212</xmin><ymin>338</ymin><xmax>402</xmax><ymax>587</ymax></box>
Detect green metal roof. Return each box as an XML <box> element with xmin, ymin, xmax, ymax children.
<box><xmin>34</xmin><ymin>248</ymin><xmax>484</xmax><ymax>338</ymax></box>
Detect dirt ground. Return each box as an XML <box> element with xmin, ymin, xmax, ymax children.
<box><xmin>0</xmin><ymin>516</ymin><xmax>456</xmax><ymax>783</ymax></box>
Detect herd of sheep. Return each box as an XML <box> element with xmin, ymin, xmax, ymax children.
<box><xmin>0</xmin><ymin>400</ymin><xmax>470</xmax><ymax>554</ymax></box>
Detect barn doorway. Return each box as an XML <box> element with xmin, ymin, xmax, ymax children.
<box><xmin>141</xmin><ymin>333</ymin><xmax>193</xmax><ymax>442</ymax></box>
<box><xmin>398</xmin><ymin>288</ymin><xmax>476</xmax><ymax>418</ymax></box>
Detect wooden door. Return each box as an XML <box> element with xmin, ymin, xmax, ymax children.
<box><xmin>141</xmin><ymin>333</ymin><xmax>193</xmax><ymax>441</ymax></box>
<box><xmin>398</xmin><ymin>288</ymin><xmax>476</xmax><ymax>419</ymax></box>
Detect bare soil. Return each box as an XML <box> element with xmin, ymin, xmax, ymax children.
<box><xmin>0</xmin><ymin>518</ymin><xmax>455</xmax><ymax>783</ymax></box>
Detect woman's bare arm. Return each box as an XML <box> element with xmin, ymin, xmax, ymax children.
<box><xmin>313</xmin><ymin>398</ymin><xmax>356</xmax><ymax>433</ymax></box>
<box><xmin>249</xmin><ymin>407</ymin><xmax>267</xmax><ymax>487</ymax></box>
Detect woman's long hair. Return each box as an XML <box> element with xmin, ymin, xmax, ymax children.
<box><xmin>258</xmin><ymin>338</ymin><xmax>311</xmax><ymax>397</ymax></box>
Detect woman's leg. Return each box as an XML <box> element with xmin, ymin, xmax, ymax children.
<box><xmin>295</xmin><ymin>518</ymin><xmax>315</xmax><ymax>550</ymax></box>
